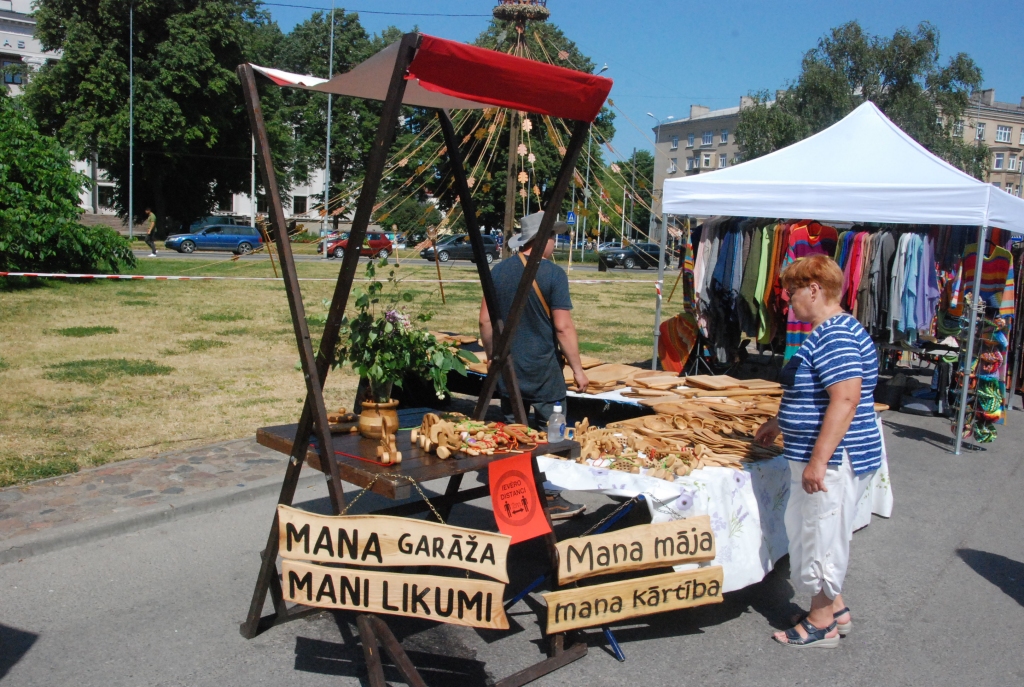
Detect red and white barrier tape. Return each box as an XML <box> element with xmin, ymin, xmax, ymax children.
<box><xmin>1</xmin><ymin>271</ymin><xmax>656</xmax><ymax>284</ymax></box>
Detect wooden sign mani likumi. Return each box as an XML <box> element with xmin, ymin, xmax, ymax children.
<box><xmin>281</xmin><ymin>560</ymin><xmax>510</xmax><ymax>630</ymax></box>
<box><xmin>554</xmin><ymin>515</ymin><xmax>716</xmax><ymax>584</ymax></box>
<box><xmin>542</xmin><ymin>566</ymin><xmax>724</xmax><ymax>633</ymax></box>
<box><xmin>277</xmin><ymin>505</ymin><xmax>512</xmax><ymax>582</ymax></box>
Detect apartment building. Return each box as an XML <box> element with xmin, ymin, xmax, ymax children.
<box><xmin>957</xmin><ymin>89</ymin><xmax>1024</xmax><ymax>197</ymax></box>
<box><xmin>650</xmin><ymin>96</ymin><xmax>762</xmax><ymax>219</ymax></box>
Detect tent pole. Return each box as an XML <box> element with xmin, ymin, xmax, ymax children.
<box><xmin>651</xmin><ymin>215</ymin><xmax>666</xmax><ymax>369</ymax></box>
<box><xmin>953</xmin><ymin>224</ymin><xmax>988</xmax><ymax>455</ymax></box>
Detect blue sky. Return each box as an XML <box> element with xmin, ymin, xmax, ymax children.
<box><xmin>260</xmin><ymin>0</ymin><xmax>1024</xmax><ymax>164</ymax></box>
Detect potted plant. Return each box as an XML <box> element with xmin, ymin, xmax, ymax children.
<box><xmin>334</xmin><ymin>256</ymin><xmax>477</xmax><ymax>439</ymax></box>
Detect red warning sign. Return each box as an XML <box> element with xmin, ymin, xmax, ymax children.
<box><xmin>489</xmin><ymin>453</ymin><xmax>552</xmax><ymax>544</ymax></box>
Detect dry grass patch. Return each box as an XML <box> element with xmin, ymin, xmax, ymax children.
<box><xmin>0</xmin><ymin>257</ymin><xmax>665</xmax><ymax>486</ymax></box>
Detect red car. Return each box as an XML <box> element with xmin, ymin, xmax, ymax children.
<box><xmin>318</xmin><ymin>231</ymin><xmax>393</xmax><ymax>259</ymax></box>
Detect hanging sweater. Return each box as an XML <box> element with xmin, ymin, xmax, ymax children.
<box><xmin>949</xmin><ymin>243</ymin><xmax>1016</xmax><ymax>318</ymax></box>
<box><xmin>781</xmin><ymin>222</ymin><xmax>839</xmax><ymax>360</ymax></box>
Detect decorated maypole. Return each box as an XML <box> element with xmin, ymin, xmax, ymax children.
<box><xmin>493</xmin><ymin>1</ymin><xmax>550</xmax><ymax>256</ymax></box>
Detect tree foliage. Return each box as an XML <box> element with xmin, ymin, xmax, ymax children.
<box><xmin>26</xmin><ymin>0</ymin><xmax>293</xmax><ymax>233</ymax></box>
<box><xmin>0</xmin><ymin>92</ymin><xmax>134</xmax><ymax>273</ymax></box>
<box><xmin>736</xmin><ymin>21</ymin><xmax>987</xmax><ymax>178</ymax></box>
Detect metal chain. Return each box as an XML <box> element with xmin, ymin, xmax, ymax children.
<box><xmin>338</xmin><ymin>473</ymin><xmax>446</xmax><ymax>525</ymax></box>
<box><xmin>580</xmin><ymin>494</ymin><xmax>642</xmax><ymax>537</ymax></box>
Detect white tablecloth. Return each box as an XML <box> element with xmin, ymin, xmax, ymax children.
<box><xmin>537</xmin><ymin>419</ymin><xmax>893</xmax><ymax>593</ymax></box>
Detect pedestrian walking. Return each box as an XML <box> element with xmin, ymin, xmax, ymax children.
<box><xmin>143</xmin><ymin>207</ymin><xmax>158</xmax><ymax>256</ymax></box>
<box><xmin>755</xmin><ymin>255</ymin><xmax>882</xmax><ymax>648</ymax></box>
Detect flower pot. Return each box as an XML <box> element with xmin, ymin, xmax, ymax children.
<box><xmin>359</xmin><ymin>399</ymin><xmax>400</xmax><ymax>440</ymax></box>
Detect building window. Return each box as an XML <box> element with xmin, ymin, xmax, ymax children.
<box><xmin>292</xmin><ymin>195</ymin><xmax>307</xmax><ymax>214</ymax></box>
<box><xmin>702</xmin><ymin>153</ymin><xmax>711</xmax><ymax>168</ymax></box>
<box><xmin>1</xmin><ymin>60</ymin><xmax>23</xmax><ymax>85</ymax></box>
<box><xmin>994</xmin><ymin>153</ymin><xmax>1004</xmax><ymax>170</ymax></box>
<box><xmin>1020</xmin><ymin>128</ymin><xmax>1024</xmax><ymax>145</ymax></box>
<box><xmin>687</xmin><ymin>133</ymin><xmax>694</xmax><ymax>148</ymax></box>
<box><xmin>217</xmin><ymin>195</ymin><xmax>233</xmax><ymax>212</ymax></box>
<box><xmin>257</xmin><ymin>194</ymin><xmax>268</xmax><ymax>213</ymax></box>
<box><xmin>720</xmin><ymin>129</ymin><xmax>728</xmax><ymax>144</ymax></box>
<box><xmin>670</xmin><ymin>135</ymin><xmax>678</xmax><ymax>150</ymax></box>
<box><xmin>686</xmin><ymin>157</ymin><xmax>693</xmax><ymax>171</ymax></box>
<box><xmin>975</xmin><ymin>122</ymin><xmax>986</xmax><ymax>141</ymax></box>
<box><xmin>718</xmin><ymin>153</ymin><xmax>727</xmax><ymax>169</ymax></box>
<box><xmin>733</xmin><ymin>155</ymin><xmax>741</xmax><ymax>166</ymax></box>
<box><xmin>97</xmin><ymin>185</ymin><xmax>116</xmax><ymax>210</ymax></box>
<box><xmin>668</xmin><ymin>157</ymin><xmax>677</xmax><ymax>174</ymax></box>
<box><xmin>702</xmin><ymin>131</ymin><xmax>713</xmax><ymax>146</ymax></box>
<box><xmin>1010</xmin><ymin>154</ymin><xmax>1018</xmax><ymax>172</ymax></box>
<box><xmin>953</xmin><ymin>120</ymin><xmax>964</xmax><ymax>136</ymax></box>
<box><xmin>991</xmin><ymin>182</ymin><xmax>1000</xmax><ymax>189</ymax></box>
<box><xmin>995</xmin><ymin>125</ymin><xmax>1011</xmax><ymax>143</ymax></box>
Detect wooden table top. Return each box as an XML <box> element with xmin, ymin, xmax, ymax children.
<box><xmin>256</xmin><ymin>417</ymin><xmax>579</xmax><ymax>500</ymax></box>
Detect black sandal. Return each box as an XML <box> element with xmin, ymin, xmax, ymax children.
<box><xmin>789</xmin><ymin>607</ymin><xmax>852</xmax><ymax>636</ymax></box>
<box><xmin>774</xmin><ymin>619</ymin><xmax>840</xmax><ymax>648</ymax></box>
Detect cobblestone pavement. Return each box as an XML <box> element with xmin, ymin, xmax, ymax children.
<box><xmin>0</xmin><ymin>438</ymin><xmax>288</xmax><ymax>546</ymax></box>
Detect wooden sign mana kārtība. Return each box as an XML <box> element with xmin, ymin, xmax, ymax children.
<box><xmin>554</xmin><ymin>515</ymin><xmax>716</xmax><ymax>584</ymax></box>
<box><xmin>542</xmin><ymin>566</ymin><xmax>724</xmax><ymax>633</ymax></box>
<box><xmin>277</xmin><ymin>505</ymin><xmax>511</xmax><ymax>582</ymax></box>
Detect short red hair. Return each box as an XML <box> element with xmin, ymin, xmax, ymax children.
<box><xmin>779</xmin><ymin>254</ymin><xmax>843</xmax><ymax>302</ymax></box>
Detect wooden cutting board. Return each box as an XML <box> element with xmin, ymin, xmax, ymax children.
<box><xmin>683</xmin><ymin>374</ymin><xmax>743</xmax><ymax>390</ymax></box>
<box><xmin>633</xmin><ymin>375</ymin><xmax>686</xmax><ymax>390</ymax></box>
<box><xmin>579</xmin><ymin>355</ymin><xmax>603</xmax><ymax>369</ymax></box>
<box><xmin>585</xmin><ymin>363</ymin><xmax>646</xmax><ymax>386</ymax></box>
<box><xmin>737</xmin><ymin>379</ymin><xmax>781</xmax><ymax>389</ymax></box>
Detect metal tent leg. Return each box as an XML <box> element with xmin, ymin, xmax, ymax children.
<box><xmin>954</xmin><ymin>225</ymin><xmax>988</xmax><ymax>455</ymax></box>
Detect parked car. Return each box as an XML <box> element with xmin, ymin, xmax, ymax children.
<box><xmin>189</xmin><ymin>215</ymin><xmax>248</xmax><ymax>231</ymax></box>
<box><xmin>420</xmin><ymin>234</ymin><xmax>500</xmax><ymax>264</ymax></box>
<box><xmin>165</xmin><ymin>224</ymin><xmax>263</xmax><ymax>254</ymax></box>
<box><xmin>603</xmin><ymin>242</ymin><xmax>663</xmax><ymax>269</ymax></box>
<box><xmin>317</xmin><ymin>231</ymin><xmax>393</xmax><ymax>259</ymax></box>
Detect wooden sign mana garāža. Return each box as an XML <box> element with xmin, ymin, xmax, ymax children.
<box><xmin>277</xmin><ymin>505</ymin><xmax>511</xmax><ymax>582</ymax></box>
<box><xmin>554</xmin><ymin>514</ymin><xmax>716</xmax><ymax>584</ymax></box>
<box><xmin>542</xmin><ymin>566</ymin><xmax>724</xmax><ymax>633</ymax></box>
<box><xmin>276</xmin><ymin>506</ymin><xmax>512</xmax><ymax>631</ymax></box>
<box><xmin>282</xmin><ymin>560</ymin><xmax>509</xmax><ymax>630</ymax></box>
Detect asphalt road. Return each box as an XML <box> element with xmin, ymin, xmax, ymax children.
<box><xmin>131</xmin><ymin>250</ymin><xmax>658</xmax><ymax>274</ymax></box>
<box><xmin>3</xmin><ymin>410</ymin><xmax>1022</xmax><ymax>686</ymax></box>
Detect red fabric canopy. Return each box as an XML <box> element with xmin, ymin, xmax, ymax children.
<box><xmin>407</xmin><ymin>35</ymin><xmax>612</xmax><ymax>122</ymax></box>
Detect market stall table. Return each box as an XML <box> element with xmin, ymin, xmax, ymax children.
<box><xmin>536</xmin><ymin>417</ymin><xmax>893</xmax><ymax>593</ymax></box>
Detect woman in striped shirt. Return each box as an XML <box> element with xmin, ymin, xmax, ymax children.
<box><xmin>755</xmin><ymin>254</ymin><xmax>882</xmax><ymax>649</ymax></box>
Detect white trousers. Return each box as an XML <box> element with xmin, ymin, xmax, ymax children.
<box><xmin>785</xmin><ymin>451</ymin><xmax>874</xmax><ymax>599</ymax></box>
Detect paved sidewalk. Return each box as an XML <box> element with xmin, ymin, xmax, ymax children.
<box><xmin>0</xmin><ymin>437</ymin><xmax>299</xmax><ymax>564</ymax></box>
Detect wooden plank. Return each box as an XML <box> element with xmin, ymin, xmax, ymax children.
<box><xmin>281</xmin><ymin>561</ymin><xmax>509</xmax><ymax>630</ymax></box>
<box><xmin>555</xmin><ymin>515</ymin><xmax>715</xmax><ymax>584</ymax></box>
<box><xmin>493</xmin><ymin>641</ymin><xmax>587</xmax><ymax>687</ymax></box>
<box><xmin>683</xmin><ymin>374</ymin><xmax>743</xmax><ymax>390</ymax></box>
<box><xmin>278</xmin><ymin>506</ymin><xmax>511</xmax><ymax>582</ymax></box>
<box><xmin>736</xmin><ymin>379</ymin><xmax>781</xmax><ymax>389</ymax></box>
<box><xmin>542</xmin><ymin>566</ymin><xmax>724</xmax><ymax>634</ymax></box>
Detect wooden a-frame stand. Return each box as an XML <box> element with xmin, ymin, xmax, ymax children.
<box><xmin>235</xmin><ymin>32</ymin><xmax>592</xmax><ymax>686</ymax></box>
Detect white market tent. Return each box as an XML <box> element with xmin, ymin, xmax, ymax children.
<box><xmin>662</xmin><ymin>101</ymin><xmax>1024</xmax><ymax>233</ymax></box>
<box><xmin>661</xmin><ymin>101</ymin><xmax>1024</xmax><ymax>454</ymax></box>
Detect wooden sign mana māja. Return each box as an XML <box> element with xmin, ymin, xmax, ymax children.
<box><xmin>277</xmin><ymin>505</ymin><xmax>511</xmax><ymax>582</ymax></box>
<box><xmin>554</xmin><ymin>515</ymin><xmax>716</xmax><ymax>584</ymax></box>
<box><xmin>542</xmin><ymin>566</ymin><xmax>724</xmax><ymax>633</ymax></box>
<box><xmin>282</xmin><ymin>560</ymin><xmax>510</xmax><ymax>630</ymax></box>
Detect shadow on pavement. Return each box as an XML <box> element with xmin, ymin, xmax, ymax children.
<box><xmin>882</xmin><ymin>418</ymin><xmax>956</xmax><ymax>449</ymax></box>
<box><xmin>0</xmin><ymin>623</ymin><xmax>38</xmax><ymax>679</ymax></box>
<box><xmin>957</xmin><ymin>549</ymin><xmax>1024</xmax><ymax>607</ymax></box>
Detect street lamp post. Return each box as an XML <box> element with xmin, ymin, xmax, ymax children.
<box><xmin>322</xmin><ymin>2</ymin><xmax>336</xmax><ymax>260</ymax></box>
<box><xmin>128</xmin><ymin>3</ymin><xmax>134</xmax><ymax>240</ymax></box>
<box><xmin>646</xmin><ymin>113</ymin><xmax>672</xmax><ymax>370</ymax></box>
<box><xmin>581</xmin><ymin>64</ymin><xmax>608</xmax><ymax>265</ymax></box>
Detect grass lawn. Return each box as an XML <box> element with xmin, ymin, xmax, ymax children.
<box><xmin>0</xmin><ymin>254</ymin><xmax>669</xmax><ymax>487</ymax></box>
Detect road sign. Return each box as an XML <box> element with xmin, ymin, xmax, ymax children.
<box><xmin>566</xmin><ymin>211</ymin><xmax>577</xmax><ymax>225</ymax></box>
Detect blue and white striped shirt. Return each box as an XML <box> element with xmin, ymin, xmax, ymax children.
<box><xmin>777</xmin><ymin>313</ymin><xmax>882</xmax><ymax>475</ymax></box>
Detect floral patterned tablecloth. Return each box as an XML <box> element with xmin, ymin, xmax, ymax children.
<box><xmin>537</xmin><ymin>419</ymin><xmax>893</xmax><ymax>593</ymax></box>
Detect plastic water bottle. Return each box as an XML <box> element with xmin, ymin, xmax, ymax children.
<box><xmin>546</xmin><ymin>404</ymin><xmax>567</xmax><ymax>443</ymax></box>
